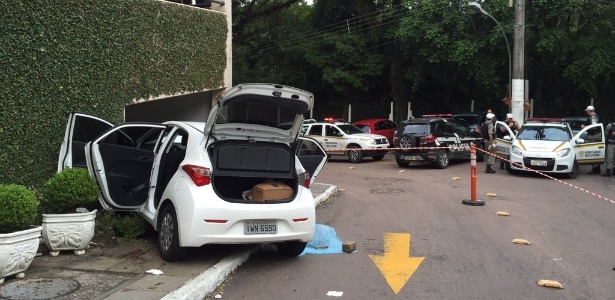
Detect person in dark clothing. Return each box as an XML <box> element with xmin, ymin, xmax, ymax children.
<box><xmin>602</xmin><ymin>117</ymin><xmax>615</xmax><ymax>176</ymax></box>
<box><xmin>483</xmin><ymin>113</ymin><xmax>497</xmax><ymax>173</ymax></box>
<box><xmin>581</xmin><ymin>105</ymin><xmax>601</xmax><ymax>174</ymax></box>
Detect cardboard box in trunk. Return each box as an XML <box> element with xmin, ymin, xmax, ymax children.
<box><xmin>251</xmin><ymin>181</ymin><xmax>293</xmax><ymax>202</ymax></box>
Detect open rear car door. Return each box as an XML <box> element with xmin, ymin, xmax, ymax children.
<box><xmin>295</xmin><ymin>136</ymin><xmax>328</xmax><ymax>186</ymax></box>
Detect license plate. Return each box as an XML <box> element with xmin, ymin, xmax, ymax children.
<box><xmin>530</xmin><ymin>160</ymin><xmax>547</xmax><ymax>166</ymax></box>
<box><xmin>244</xmin><ymin>220</ymin><xmax>277</xmax><ymax>235</ymax></box>
<box><xmin>403</xmin><ymin>155</ymin><xmax>421</xmax><ymax>161</ymax></box>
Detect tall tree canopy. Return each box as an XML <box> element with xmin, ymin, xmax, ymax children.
<box><xmin>232</xmin><ymin>0</ymin><xmax>615</xmax><ymax>121</ymax></box>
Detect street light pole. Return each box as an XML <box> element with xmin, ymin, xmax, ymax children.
<box><xmin>468</xmin><ymin>2</ymin><xmax>512</xmax><ymax>113</ymax></box>
<box><xmin>512</xmin><ymin>0</ymin><xmax>526</xmax><ymax>125</ymax></box>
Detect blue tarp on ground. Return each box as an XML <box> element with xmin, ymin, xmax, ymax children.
<box><xmin>300</xmin><ymin>224</ymin><xmax>355</xmax><ymax>255</ymax></box>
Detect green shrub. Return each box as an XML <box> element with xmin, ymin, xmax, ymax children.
<box><xmin>95</xmin><ymin>210</ymin><xmax>150</xmax><ymax>241</ymax></box>
<box><xmin>41</xmin><ymin>168</ymin><xmax>100</xmax><ymax>214</ymax></box>
<box><xmin>0</xmin><ymin>184</ymin><xmax>39</xmax><ymax>233</ymax></box>
<box><xmin>113</xmin><ymin>213</ymin><xmax>150</xmax><ymax>240</ymax></box>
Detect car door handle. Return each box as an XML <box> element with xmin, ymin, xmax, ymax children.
<box><xmin>598</xmin><ymin>146</ymin><xmax>604</xmax><ymax>149</ymax></box>
<box><xmin>139</xmin><ymin>157</ymin><xmax>151</xmax><ymax>162</ymax></box>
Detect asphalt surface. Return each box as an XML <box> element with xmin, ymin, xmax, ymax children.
<box><xmin>0</xmin><ymin>183</ymin><xmax>338</xmax><ymax>300</ymax></box>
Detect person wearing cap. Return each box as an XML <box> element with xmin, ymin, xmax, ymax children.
<box><xmin>498</xmin><ymin>113</ymin><xmax>519</xmax><ymax>169</ymax></box>
<box><xmin>581</xmin><ymin>105</ymin><xmax>601</xmax><ymax>174</ymax></box>
<box><xmin>482</xmin><ymin>113</ymin><xmax>497</xmax><ymax>173</ymax></box>
<box><xmin>602</xmin><ymin>116</ymin><xmax>615</xmax><ymax>177</ymax></box>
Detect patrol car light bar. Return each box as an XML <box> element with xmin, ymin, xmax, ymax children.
<box><xmin>526</xmin><ymin>118</ymin><xmax>564</xmax><ymax>123</ymax></box>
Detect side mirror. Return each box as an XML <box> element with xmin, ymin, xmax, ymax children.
<box><xmin>504</xmin><ymin>136</ymin><xmax>512</xmax><ymax>141</ymax></box>
<box><xmin>576</xmin><ymin>138</ymin><xmax>585</xmax><ymax>144</ymax></box>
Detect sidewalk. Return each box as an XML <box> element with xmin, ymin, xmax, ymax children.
<box><xmin>0</xmin><ymin>183</ymin><xmax>338</xmax><ymax>300</ymax></box>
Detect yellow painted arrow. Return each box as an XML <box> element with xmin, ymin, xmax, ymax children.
<box><xmin>369</xmin><ymin>233</ymin><xmax>425</xmax><ymax>294</ymax></box>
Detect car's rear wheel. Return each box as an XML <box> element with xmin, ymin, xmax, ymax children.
<box><xmin>396</xmin><ymin>158</ymin><xmax>410</xmax><ymax>168</ymax></box>
<box><xmin>372</xmin><ymin>154</ymin><xmax>385</xmax><ymax>161</ymax></box>
<box><xmin>347</xmin><ymin>145</ymin><xmax>364</xmax><ymax>163</ymax></box>
<box><xmin>567</xmin><ymin>160</ymin><xmax>579</xmax><ymax>179</ymax></box>
<box><xmin>158</xmin><ymin>205</ymin><xmax>187</xmax><ymax>262</ymax></box>
<box><xmin>434</xmin><ymin>150</ymin><xmax>449</xmax><ymax>169</ymax></box>
<box><xmin>276</xmin><ymin>241</ymin><xmax>307</xmax><ymax>257</ymax></box>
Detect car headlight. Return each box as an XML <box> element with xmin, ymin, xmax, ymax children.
<box><xmin>556</xmin><ymin>148</ymin><xmax>571</xmax><ymax>158</ymax></box>
<box><xmin>369</xmin><ymin>139</ymin><xmax>377</xmax><ymax>145</ymax></box>
<box><xmin>512</xmin><ymin>145</ymin><xmax>522</xmax><ymax>156</ymax></box>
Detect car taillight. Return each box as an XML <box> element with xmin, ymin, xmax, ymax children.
<box><xmin>420</xmin><ymin>134</ymin><xmax>436</xmax><ymax>143</ymax></box>
<box><xmin>299</xmin><ymin>172</ymin><xmax>310</xmax><ymax>189</ymax></box>
<box><xmin>182</xmin><ymin>165</ymin><xmax>211</xmax><ymax>186</ymax></box>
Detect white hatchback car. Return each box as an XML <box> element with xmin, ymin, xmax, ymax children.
<box><xmin>496</xmin><ymin>119</ymin><xmax>605</xmax><ymax>178</ymax></box>
<box><xmin>58</xmin><ymin>83</ymin><xmax>328</xmax><ymax>261</ymax></box>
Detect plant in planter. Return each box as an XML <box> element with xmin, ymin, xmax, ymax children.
<box><xmin>0</xmin><ymin>184</ymin><xmax>42</xmax><ymax>283</ymax></box>
<box><xmin>41</xmin><ymin>168</ymin><xmax>100</xmax><ymax>256</ymax></box>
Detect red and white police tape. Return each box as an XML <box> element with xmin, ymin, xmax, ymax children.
<box><xmin>473</xmin><ymin>146</ymin><xmax>615</xmax><ymax>204</ymax></box>
<box><xmin>325</xmin><ymin>145</ymin><xmax>614</xmax><ymax>204</ymax></box>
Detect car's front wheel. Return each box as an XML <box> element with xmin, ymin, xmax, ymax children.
<box><xmin>506</xmin><ymin>159</ymin><xmax>520</xmax><ymax>175</ymax></box>
<box><xmin>158</xmin><ymin>205</ymin><xmax>187</xmax><ymax>262</ymax></box>
<box><xmin>396</xmin><ymin>158</ymin><xmax>410</xmax><ymax>168</ymax></box>
<box><xmin>434</xmin><ymin>150</ymin><xmax>449</xmax><ymax>169</ymax></box>
<box><xmin>276</xmin><ymin>241</ymin><xmax>307</xmax><ymax>257</ymax></box>
<box><xmin>567</xmin><ymin>160</ymin><xmax>579</xmax><ymax>179</ymax></box>
<box><xmin>372</xmin><ymin>154</ymin><xmax>385</xmax><ymax>161</ymax></box>
<box><xmin>347</xmin><ymin>145</ymin><xmax>364</xmax><ymax>163</ymax></box>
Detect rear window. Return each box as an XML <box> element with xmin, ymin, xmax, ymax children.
<box><xmin>215</xmin><ymin>98</ymin><xmax>300</xmax><ymax>128</ymax></box>
<box><xmin>399</xmin><ymin>124</ymin><xmax>430</xmax><ymax>135</ymax></box>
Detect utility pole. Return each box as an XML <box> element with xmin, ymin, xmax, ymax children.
<box><xmin>512</xmin><ymin>0</ymin><xmax>525</xmax><ymax>125</ymax></box>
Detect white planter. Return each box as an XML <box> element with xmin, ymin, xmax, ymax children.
<box><xmin>42</xmin><ymin>209</ymin><xmax>97</xmax><ymax>256</ymax></box>
<box><xmin>0</xmin><ymin>226</ymin><xmax>42</xmax><ymax>284</ymax></box>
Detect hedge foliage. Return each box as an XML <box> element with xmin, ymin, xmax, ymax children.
<box><xmin>41</xmin><ymin>167</ymin><xmax>100</xmax><ymax>214</ymax></box>
<box><xmin>0</xmin><ymin>184</ymin><xmax>40</xmax><ymax>233</ymax></box>
<box><xmin>0</xmin><ymin>0</ymin><xmax>227</xmax><ymax>188</ymax></box>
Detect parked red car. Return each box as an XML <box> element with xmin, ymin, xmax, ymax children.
<box><xmin>353</xmin><ymin>118</ymin><xmax>397</xmax><ymax>146</ymax></box>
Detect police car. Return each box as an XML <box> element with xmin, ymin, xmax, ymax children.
<box><xmin>393</xmin><ymin>117</ymin><xmax>485</xmax><ymax>169</ymax></box>
<box><xmin>301</xmin><ymin>122</ymin><xmax>389</xmax><ymax>163</ymax></box>
<box><xmin>497</xmin><ymin>118</ymin><xmax>605</xmax><ymax>178</ymax></box>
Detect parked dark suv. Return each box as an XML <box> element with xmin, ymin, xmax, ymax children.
<box><xmin>393</xmin><ymin>117</ymin><xmax>485</xmax><ymax>168</ymax></box>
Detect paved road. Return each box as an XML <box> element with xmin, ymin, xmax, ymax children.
<box><xmin>206</xmin><ymin>153</ymin><xmax>615</xmax><ymax>300</ymax></box>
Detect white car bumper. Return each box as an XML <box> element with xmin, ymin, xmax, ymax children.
<box><xmin>175</xmin><ymin>186</ymin><xmax>316</xmax><ymax>247</ymax></box>
<box><xmin>509</xmin><ymin>151</ymin><xmax>574</xmax><ymax>173</ymax></box>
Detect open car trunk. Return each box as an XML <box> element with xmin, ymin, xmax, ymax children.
<box><xmin>210</xmin><ymin>140</ymin><xmax>297</xmax><ymax>202</ymax></box>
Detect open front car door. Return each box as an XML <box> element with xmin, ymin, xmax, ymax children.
<box><xmin>58</xmin><ymin>113</ymin><xmax>114</xmax><ymax>172</ymax></box>
<box><xmin>573</xmin><ymin>123</ymin><xmax>605</xmax><ymax>166</ymax></box>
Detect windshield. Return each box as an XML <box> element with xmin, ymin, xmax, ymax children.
<box><xmin>337</xmin><ymin>124</ymin><xmax>366</xmax><ymax>135</ymax></box>
<box><xmin>517</xmin><ymin>126</ymin><xmax>571</xmax><ymax>141</ymax></box>
<box><xmin>452</xmin><ymin>115</ymin><xmax>478</xmax><ymax>126</ymax></box>
<box><xmin>354</xmin><ymin>124</ymin><xmax>370</xmax><ymax>133</ymax></box>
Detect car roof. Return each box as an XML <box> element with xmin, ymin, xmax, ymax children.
<box><xmin>353</xmin><ymin>118</ymin><xmax>392</xmax><ymax>124</ymax></box>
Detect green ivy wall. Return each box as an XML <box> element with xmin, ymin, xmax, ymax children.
<box><xmin>0</xmin><ymin>0</ymin><xmax>227</xmax><ymax>188</ymax></box>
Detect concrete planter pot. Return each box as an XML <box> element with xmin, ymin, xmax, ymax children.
<box><xmin>42</xmin><ymin>209</ymin><xmax>97</xmax><ymax>256</ymax></box>
<box><xmin>0</xmin><ymin>226</ymin><xmax>42</xmax><ymax>284</ymax></box>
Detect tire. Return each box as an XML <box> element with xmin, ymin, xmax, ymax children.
<box><xmin>158</xmin><ymin>205</ymin><xmax>187</xmax><ymax>262</ymax></box>
<box><xmin>398</xmin><ymin>134</ymin><xmax>416</xmax><ymax>148</ymax></box>
<box><xmin>276</xmin><ymin>241</ymin><xmax>307</xmax><ymax>257</ymax></box>
<box><xmin>346</xmin><ymin>145</ymin><xmax>364</xmax><ymax>163</ymax></box>
<box><xmin>396</xmin><ymin>158</ymin><xmax>410</xmax><ymax>168</ymax></box>
<box><xmin>372</xmin><ymin>154</ymin><xmax>385</xmax><ymax>161</ymax></box>
<box><xmin>567</xmin><ymin>160</ymin><xmax>579</xmax><ymax>179</ymax></box>
<box><xmin>434</xmin><ymin>150</ymin><xmax>449</xmax><ymax>169</ymax></box>
<box><xmin>505</xmin><ymin>158</ymin><xmax>520</xmax><ymax>175</ymax></box>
